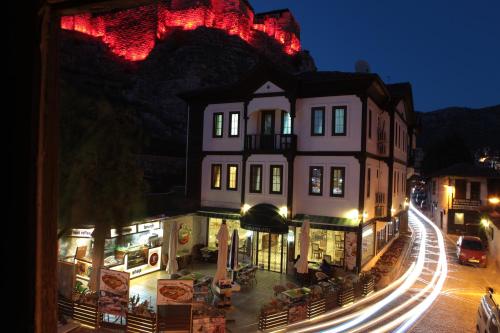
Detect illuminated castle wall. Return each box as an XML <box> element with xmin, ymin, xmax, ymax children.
<box><xmin>61</xmin><ymin>0</ymin><xmax>301</xmax><ymax>61</ymax></box>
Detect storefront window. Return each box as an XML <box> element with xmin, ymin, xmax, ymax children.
<box><xmin>294</xmin><ymin>227</ymin><xmax>345</xmax><ymax>266</ymax></box>
<box><xmin>208</xmin><ymin>218</ymin><xmax>247</xmax><ymax>248</ymax></box>
<box><xmin>361</xmin><ymin>225</ymin><xmax>375</xmax><ymax>265</ymax></box>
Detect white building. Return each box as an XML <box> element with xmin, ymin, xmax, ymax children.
<box><xmin>179</xmin><ymin>63</ymin><xmax>416</xmax><ymax>274</ymax></box>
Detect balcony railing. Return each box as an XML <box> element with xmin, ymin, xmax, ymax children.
<box><xmin>451</xmin><ymin>198</ymin><xmax>481</xmax><ymax>210</ymax></box>
<box><xmin>245</xmin><ymin>134</ymin><xmax>297</xmax><ymax>152</ymax></box>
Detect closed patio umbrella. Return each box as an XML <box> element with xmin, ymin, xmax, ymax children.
<box><xmin>166</xmin><ymin>221</ymin><xmax>178</xmax><ymax>276</ymax></box>
<box><xmin>213</xmin><ymin>221</ymin><xmax>229</xmax><ymax>285</ymax></box>
<box><xmin>295</xmin><ymin>220</ymin><xmax>310</xmax><ymax>274</ymax></box>
<box><xmin>228</xmin><ymin>229</ymin><xmax>239</xmax><ymax>281</ymax></box>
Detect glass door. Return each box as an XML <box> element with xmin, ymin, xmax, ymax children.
<box><xmin>255</xmin><ymin>232</ymin><xmax>285</xmax><ymax>273</ymax></box>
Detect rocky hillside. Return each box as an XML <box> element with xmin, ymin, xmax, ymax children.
<box><xmin>59</xmin><ymin>27</ymin><xmax>316</xmax><ymax>156</ymax></box>
<box><xmin>416</xmin><ymin>104</ymin><xmax>500</xmax><ymax>150</ymax></box>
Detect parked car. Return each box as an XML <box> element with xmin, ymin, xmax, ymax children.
<box><xmin>477</xmin><ymin>287</ymin><xmax>499</xmax><ymax>333</ymax></box>
<box><xmin>456</xmin><ymin>235</ymin><xmax>487</xmax><ymax>268</ymax></box>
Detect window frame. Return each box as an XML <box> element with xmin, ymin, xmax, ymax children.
<box><xmin>332</xmin><ymin>106</ymin><xmax>347</xmax><ymax>136</ymax></box>
<box><xmin>367</xmin><ymin>167</ymin><xmax>371</xmax><ymax>198</ymax></box>
<box><xmin>368</xmin><ymin>109</ymin><xmax>372</xmax><ymax>139</ymax></box>
<box><xmin>310</xmin><ymin>107</ymin><xmax>325</xmax><ymax>136</ymax></box>
<box><xmin>330</xmin><ymin>166</ymin><xmax>346</xmax><ymax>198</ymax></box>
<box><xmin>269</xmin><ymin>165</ymin><xmax>283</xmax><ymax>194</ymax></box>
<box><xmin>226</xmin><ymin>164</ymin><xmax>239</xmax><ymax>191</ymax></box>
<box><xmin>212</xmin><ymin>112</ymin><xmax>224</xmax><ymax>138</ymax></box>
<box><xmin>309</xmin><ymin>166</ymin><xmax>324</xmax><ymax>196</ymax></box>
<box><xmin>211</xmin><ymin>164</ymin><xmax>222</xmax><ymax>190</ymax></box>
<box><xmin>228</xmin><ymin>111</ymin><xmax>240</xmax><ymax>137</ymax></box>
<box><xmin>249</xmin><ymin>164</ymin><xmax>263</xmax><ymax>193</ymax></box>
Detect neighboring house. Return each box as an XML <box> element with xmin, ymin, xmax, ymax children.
<box><xmin>178</xmin><ymin>62</ymin><xmax>417</xmax><ymax>274</ymax></box>
<box><xmin>426</xmin><ymin>163</ymin><xmax>500</xmax><ymax>235</ymax></box>
<box><xmin>480</xmin><ymin>206</ymin><xmax>500</xmax><ymax>271</ymax></box>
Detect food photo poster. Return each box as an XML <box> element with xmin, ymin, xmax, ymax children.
<box><xmin>157</xmin><ymin>279</ymin><xmax>194</xmax><ymax>305</ymax></box>
<box><xmin>98</xmin><ymin>268</ymin><xmax>130</xmax><ymax>316</ymax></box>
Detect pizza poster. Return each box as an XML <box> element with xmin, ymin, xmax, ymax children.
<box><xmin>98</xmin><ymin>268</ymin><xmax>130</xmax><ymax>316</ymax></box>
<box><xmin>157</xmin><ymin>279</ymin><xmax>194</xmax><ymax>305</ymax></box>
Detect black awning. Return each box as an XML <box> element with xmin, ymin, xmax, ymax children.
<box><xmin>240</xmin><ymin>204</ymin><xmax>288</xmax><ymax>234</ymax></box>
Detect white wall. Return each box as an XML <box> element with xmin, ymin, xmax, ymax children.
<box><xmin>366</xmin><ymin>99</ymin><xmax>390</xmax><ymax>157</ymax></box>
<box><xmin>293</xmin><ymin>156</ymin><xmax>360</xmax><ymax>218</ymax></box>
<box><xmin>201</xmin><ymin>155</ymin><xmax>242</xmax><ymax>209</ymax></box>
<box><xmin>392</xmin><ymin>162</ymin><xmax>407</xmax><ymax>215</ymax></box>
<box><xmin>365</xmin><ymin>158</ymin><xmax>389</xmax><ymax>219</ymax></box>
<box><xmin>244</xmin><ymin>154</ymin><xmax>288</xmax><ymax>208</ymax></box>
<box><xmin>487</xmin><ymin>224</ymin><xmax>500</xmax><ymax>272</ymax></box>
<box><xmin>203</xmin><ymin>103</ymin><xmax>244</xmax><ymax>151</ymax></box>
<box><xmin>253</xmin><ymin>81</ymin><xmax>285</xmax><ymax>94</ymax></box>
<box><xmin>295</xmin><ymin>95</ymin><xmax>362</xmax><ymax>151</ymax></box>
<box><xmin>248</xmin><ymin>96</ymin><xmax>290</xmax><ymax>117</ymax></box>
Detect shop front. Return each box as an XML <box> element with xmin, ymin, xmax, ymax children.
<box><xmin>58</xmin><ymin>218</ymin><xmax>165</xmax><ymax>287</ymax></box>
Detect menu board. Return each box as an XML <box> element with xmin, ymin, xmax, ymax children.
<box><xmin>157</xmin><ymin>279</ymin><xmax>194</xmax><ymax>305</ymax></box>
<box><xmin>345</xmin><ymin>232</ymin><xmax>357</xmax><ymax>271</ymax></box>
<box><xmin>58</xmin><ymin>261</ymin><xmax>76</xmax><ymax>300</ymax></box>
<box><xmin>98</xmin><ymin>268</ymin><xmax>130</xmax><ymax>316</ymax></box>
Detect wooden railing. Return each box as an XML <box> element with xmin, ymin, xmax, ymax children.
<box><xmin>245</xmin><ymin>134</ymin><xmax>296</xmax><ymax>152</ymax></box>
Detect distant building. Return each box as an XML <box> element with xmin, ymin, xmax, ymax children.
<box><xmin>479</xmin><ymin>206</ymin><xmax>500</xmax><ymax>271</ymax></box>
<box><xmin>179</xmin><ymin>62</ymin><xmax>417</xmax><ymax>274</ymax></box>
<box><xmin>426</xmin><ymin>163</ymin><xmax>500</xmax><ymax>235</ymax></box>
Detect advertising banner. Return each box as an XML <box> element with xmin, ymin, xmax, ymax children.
<box><xmin>98</xmin><ymin>268</ymin><xmax>130</xmax><ymax>316</ymax></box>
<box><xmin>157</xmin><ymin>279</ymin><xmax>194</xmax><ymax>305</ymax></box>
<box><xmin>345</xmin><ymin>231</ymin><xmax>357</xmax><ymax>271</ymax></box>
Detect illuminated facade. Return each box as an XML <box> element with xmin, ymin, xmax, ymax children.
<box><xmin>60</xmin><ymin>0</ymin><xmax>301</xmax><ymax>61</ymax></box>
<box><xmin>180</xmin><ymin>63</ymin><xmax>417</xmax><ymax>273</ymax></box>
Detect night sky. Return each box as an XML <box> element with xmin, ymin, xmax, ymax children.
<box><xmin>252</xmin><ymin>0</ymin><xmax>500</xmax><ymax>112</ymax></box>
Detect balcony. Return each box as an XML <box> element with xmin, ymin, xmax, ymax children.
<box><xmin>245</xmin><ymin>134</ymin><xmax>297</xmax><ymax>153</ymax></box>
<box><xmin>377</xmin><ymin>129</ymin><xmax>387</xmax><ymax>155</ymax></box>
<box><xmin>451</xmin><ymin>198</ymin><xmax>481</xmax><ymax>210</ymax></box>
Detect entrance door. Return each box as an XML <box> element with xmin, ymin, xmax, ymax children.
<box><xmin>260</xmin><ymin>111</ymin><xmax>275</xmax><ymax>150</ymax></box>
<box><xmin>455</xmin><ymin>179</ymin><xmax>466</xmax><ymax>200</ymax></box>
<box><xmin>254</xmin><ymin>232</ymin><xmax>285</xmax><ymax>273</ymax></box>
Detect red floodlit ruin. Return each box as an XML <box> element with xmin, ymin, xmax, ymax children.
<box><xmin>60</xmin><ymin>0</ymin><xmax>301</xmax><ymax>61</ymax></box>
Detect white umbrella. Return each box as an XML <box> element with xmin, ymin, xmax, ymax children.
<box><xmin>166</xmin><ymin>221</ymin><xmax>178</xmax><ymax>276</ymax></box>
<box><xmin>228</xmin><ymin>229</ymin><xmax>239</xmax><ymax>281</ymax></box>
<box><xmin>213</xmin><ymin>221</ymin><xmax>229</xmax><ymax>285</ymax></box>
<box><xmin>295</xmin><ymin>220</ymin><xmax>310</xmax><ymax>274</ymax></box>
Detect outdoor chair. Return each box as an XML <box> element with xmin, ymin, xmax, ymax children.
<box><xmin>273</xmin><ymin>285</ymin><xmax>287</xmax><ymax>296</ymax></box>
<box><xmin>285</xmin><ymin>282</ymin><xmax>299</xmax><ymax>290</ymax></box>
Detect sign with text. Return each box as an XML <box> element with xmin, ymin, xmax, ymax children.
<box><xmin>110</xmin><ymin>225</ymin><xmax>137</xmax><ymax>238</ymax></box>
<box><xmin>98</xmin><ymin>268</ymin><xmax>130</xmax><ymax>317</ymax></box>
<box><xmin>157</xmin><ymin>279</ymin><xmax>194</xmax><ymax>305</ymax></box>
<box><xmin>71</xmin><ymin>228</ymin><xmax>94</xmax><ymax>238</ymax></box>
<box><xmin>137</xmin><ymin>221</ymin><xmax>160</xmax><ymax>233</ymax></box>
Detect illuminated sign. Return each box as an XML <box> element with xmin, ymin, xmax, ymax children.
<box><xmin>71</xmin><ymin>228</ymin><xmax>94</xmax><ymax>238</ymax></box>
<box><xmin>137</xmin><ymin>221</ymin><xmax>160</xmax><ymax>233</ymax></box>
<box><xmin>110</xmin><ymin>225</ymin><xmax>137</xmax><ymax>238</ymax></box>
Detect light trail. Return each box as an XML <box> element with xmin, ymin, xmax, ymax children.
<box><xmin>281</xmin><ymin>204</ymin><xmax>448</xmax><ymax>333</ymax></box>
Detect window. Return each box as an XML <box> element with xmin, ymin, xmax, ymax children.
<box><xmin>281</xmin><ymin>111</ymin><xmax>291</xmax><ymax>134</ymax></box>
<box><xmin>227</xmin><ymin>164</ymin><xmax>238</xmax><ymax>191</ymax></box>
<box><xmin>249</xmin><ymin>165</ymin><xmax>262</xmax><ymax>193</ymax></box>
<box><xmin>394</xmin><ymin>171</ymin><xmax>397</xmax><ymax>194</ymax></box>
<box><xmin>309</xmin><ymin>166</ymin><xmax>323</xmax><ymax>195</ymax></box>
<box><xmin>432</xmin><ymin>180</ymin><xmax>436</xmax><ymax>195</ymax></box>
<box><xmin>213</xmin><ymin>113</ymin><xmax>223</xmax><ymax>137</ymax></box>
<box><xmin>330</xmin><ymin>167</ymin><xmax>345</xmax><ymax>197</ymax></box>
<box><xmin>211</xmin><ymin>164</ymin><xmax>222</xmax><ymax>189</ymax></box>
<box><xmin>455</xmin><ymin>212</ymin><xmax>464</xmax><ymax>225</ymax></box>
<box><xmin>368</xmin><ymin>109</ymin><xmax>372</xmax><ymax>139</ymax></box>
<box><xmin>395</xmin><ymin>123</ymin><xmax>398</xmax><ymax>148</ymax></box>
<box><xmin>229</xmin><ymin>112</ymin><xmax>239</xmax><ymax>137</ymax></box>
<box><xmin>332</xmin><ymin>106</ymin><xmax>347</xmax><ymax>136</ymax></box>
<box><xmin>270</xmin><ymin>165</ymin><xmax>283</xmax><ymax>194</ymax></box>
<box><xmin>470</xmin><ymin>182</ymin><xmax>480</xmax><ymax>201</ymax></box>
<box><xmin>367</xmin><ymin>168</ymin><xmax>371</xmax><ymax>198</ymax></box>
<box><xmin>311</xmin><ymin>107</ymin><xmax>325</xmax><ymax>136</ymax></box>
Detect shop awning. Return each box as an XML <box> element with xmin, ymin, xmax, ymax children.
<box><xmin>197</xmin><ymin>207</ymin><xmax>241</xmax><ymax>220</ymax></box>
<box><xmin>291</xmin><ymin>214</ymin><xmax>359</xmax><ymax>231</ymax></box>
<box><xmin>240</xmin><ymin>204</ymin><xmax>288</xmax><ymax>234</ymax></box>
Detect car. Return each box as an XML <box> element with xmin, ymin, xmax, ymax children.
<box><xmin>456</xmin><ymin>235</ymin><xmax>487</xmax><ymax>268</ymax></box>
<box><xmin>477</xmin><ymin>287</ymin><xmax>499</xmax><ymax>333</ymax></box>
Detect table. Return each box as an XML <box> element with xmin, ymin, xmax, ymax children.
<box><xmin>280</xmin><ymin>287</ymin><xmax>311</xmax><ymax>304</ymax></box>
<box><xmin>200</xmin><ymin>247</ymin><xmax>218</xmax><ymax>262</ymax></box>
<box><xmin>177</xmin><ymin>272</ymin><xmax>206</xmax><ymax>283</ymax></box>
<box><xmin>213</xmin><ymin>282</ymin><xmax>241</xmax><ymax>307</ymax></box>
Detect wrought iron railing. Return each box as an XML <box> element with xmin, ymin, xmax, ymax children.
<box><xmin>245</xmin><ymin>134</ymin><xmax>297</xmax><ymax>152</ymax></box>
<box><xmin>452</xmin><ymin>198</ymin><xmax>481</xmax><ymax>210</ymax></box>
